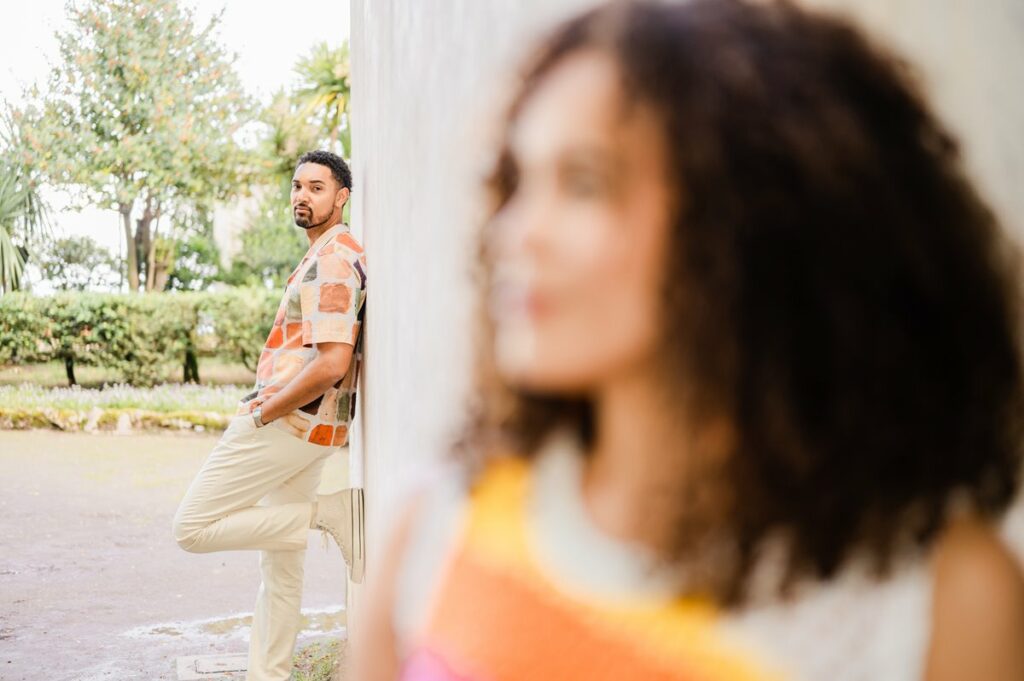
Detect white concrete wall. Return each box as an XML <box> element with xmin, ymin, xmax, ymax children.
<box><xmin>347</xmin><ymin>0</ymin><xmax>596</xmax><ymax>570</ymax></box>
<box><xmin>347</xmin><ymin>0</ymin><xmax>1024</xmax><ymax>617</ymax></box>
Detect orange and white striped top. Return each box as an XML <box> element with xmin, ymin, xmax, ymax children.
<box><xmin>393</xmin><ymin>434</ymin><xmax>934</xmax><ymax>681</ymax></box>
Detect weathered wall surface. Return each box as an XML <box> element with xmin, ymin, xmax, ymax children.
<box><xmin>348</xmin><ymin>0</ymin><xmax>1024</xmax><ymax>616</ymax></box>
<box><xmin>347</xmin><ymin>0</ymin><xmax>595</xmax><ymax>577</ymax></box>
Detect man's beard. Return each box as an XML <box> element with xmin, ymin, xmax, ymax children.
<box><xmin>293</xmin><ymin>206</ymin><xmax>329</xmax><ymax>230</ymax></box>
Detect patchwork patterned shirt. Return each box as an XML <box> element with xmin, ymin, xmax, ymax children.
<box><xmin>237</xmin><ymin>223</ymin><xmax>366</xmax><ymax>447</ymax></box>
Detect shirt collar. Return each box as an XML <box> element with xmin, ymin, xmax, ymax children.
<box><xmin>307</xmin><ymin>222</ymin><xmax>350</xmax><ymax>256</ymax></box>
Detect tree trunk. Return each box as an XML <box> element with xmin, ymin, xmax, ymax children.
<box><xmin>119</xmin><ymin>203</ymin><xmax>139</xmax><ymax>292</ymax></box>
<box><xmin>151</xmin><ymin>234</ymin><xmax>174</xmax><ymax>292</ymax></box>
<box><xmin>183</xmin><ymin>346</ymin><xmax>200</xmax><ymax>384</ymax></box>
<box><xmin>141</xmin><ymin>199</ymin><xmax>167</xmax><ymax>291</ymax></box>
<box><xmin>139</xmin><ymin>215</ymin><xmax>153</xmax><ymax>290</ymax></box>
<box><xmin>64</xmin><ymin>355</ymin><xmax>76</xmax><ymax>386</ymax></box>
<box><xmin>152</xmin><ymin>264</ymin><xmax>172</xmax><ymax>292</ymax></box>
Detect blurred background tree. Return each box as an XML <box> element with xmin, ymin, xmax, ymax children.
<box><xmin>17</xmin><ymin>0</ymin><xmax>255</xmax><ymax>292</ymax></box>
<box><xmin>37</xmin><ymin>235</ymin><xmax>120</xmax><ymax>292</ymax></box>
<box><xmin>161</xmin><ymin>203</ymin><xmax>223</xmax><ymax>292</ymax></box>
<box><xmin>1</xmin><ymin>0</ymin><xmax>352</xmax><ymax>302</ymax></box>
<box><xmin>225</xmin><ymin>41</ymin><xmax>353</xmax><ymax>289</ymax></box>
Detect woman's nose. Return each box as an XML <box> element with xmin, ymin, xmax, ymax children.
<box><xmin>495</xmin><ymin>191</ymin><xmax>551</xmax><ymax>259</ymax></box>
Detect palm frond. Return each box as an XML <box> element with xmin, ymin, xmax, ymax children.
<box><xmin>0</xmin><ymin>107</ymin><xmax>52</xmax><ymax>292</ymax></box>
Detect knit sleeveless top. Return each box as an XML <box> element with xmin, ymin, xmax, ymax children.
<box><xmin>392</xmin><ymin>434</ymin><xmax>934</xmax><ymax>681</ymax></box>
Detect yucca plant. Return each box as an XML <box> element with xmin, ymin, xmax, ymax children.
<box><xmin>293</xmin><ymin>42</ymin><xmax>351</xmax><ymax>155</ymax></box>
<box><xmin>0</xmin><ymin>110</ymin><xmax>50</xmax><ymax>293</ymax></box>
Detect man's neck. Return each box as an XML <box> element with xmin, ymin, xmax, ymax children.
<box><xmin>304</xmin><ymin>217</ymin><xmax>343</xmax><ymax>246</ymax></box>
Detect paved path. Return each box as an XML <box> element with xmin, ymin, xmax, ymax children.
<box><xmin>0</xmin><ymin>430</ymin><xmax>349</xmax><ymax>681</ymax></box>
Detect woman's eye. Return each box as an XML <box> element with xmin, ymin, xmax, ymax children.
<box><xmin>564</xmin><ymin>170</ymin><xmax>605</xmax><ymax>197</ymax></box>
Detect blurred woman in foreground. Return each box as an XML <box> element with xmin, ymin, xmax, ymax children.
<box><xmin>357</xmin><ymin>1</ymin><xmax>1024</xmax><ymax>679</ymax></box>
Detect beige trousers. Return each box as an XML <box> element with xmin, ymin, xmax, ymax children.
<box><xmin>172</xmin><ymin>413</ymin><xmax>335</xmax><ymax>681</ymax></box>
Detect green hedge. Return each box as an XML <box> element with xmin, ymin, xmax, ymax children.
<box><xmin>0</xmin><ymin>289</ymin><xmax>278</xmax><ymax>386</ymax></box>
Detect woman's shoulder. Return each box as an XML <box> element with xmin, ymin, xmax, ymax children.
<box><xmin>721</xmin><ymin>513</ymin><xmax>1024</xmax><ymax>681</ymax></box>
<box><xmin>932</xmin><ymin>515</ymin><xmax>1024</xmax><ymax>588</ymax></box>
<box><xmin>924</xmin><ymin>515</ymin><xmax>1024</xmax><ymax>681</ymax></box>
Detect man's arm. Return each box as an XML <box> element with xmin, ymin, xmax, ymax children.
<box><xmin>251</xmin><ymin>342</ymin><xmax>354</xmax><ymax>425</ymax></box>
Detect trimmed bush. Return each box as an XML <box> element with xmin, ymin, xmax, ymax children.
<box><xmin>0</xmin><ymin>289</ymin><xmax>278</xmax><ymax>386</ymax></box>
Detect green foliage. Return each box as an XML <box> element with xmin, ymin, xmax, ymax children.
<box><xmin>0</xmin><ymin>290</ymin><xmax>278</xmax><ymax>385</ymax></box>
<box><xmin>222</xmin><ymin>199</ymin><xmax>307</xmax><ymax>289</ymax></box>
<box><xmin>221</xmin><ymin>40</ymin><xmax>353</xmax><ymax>290</ymax></box>
<box><xmin>16</xmin><ymin>0</ymin><xmax>256</xmax><ymax>291</ymax></box>
<box><xmin>195</xmin><ymin>287</ymin><xmax>280</xmax><ymax>372</ymax></box>
<box><xmin>0</xmin><ymin>293</ymin><xmax>48</xmax><ymax>364</ymax></box>
<box><xmin>290</xmin><ymin>640</ymin><xmax>342</xmax><ymax>681</ymax></box>
<box><xmin>293</xmin><ymin>42</ymin><xmax>351</xmax><ymax>156</ymax></box>
<box><xmin>258</xmin><ymin>89</ymin><xmax>325</xmax><ymax>186</ymax></box>
<box><xmin>165</xmin><ymin>231</ymin><xmax>223</xmax><ymax>291</ymax></box>
<box><xmin>20</xmin><ymin>0</ymin><xmax>254</xmax><ymax>209</ymax></box>
<box><xmin>0</xmin><ymin>382</ymin><xmax>242</xmax><ymax>412</ymax></box>
<box><xmin>0</xmin><ymin>111</ymin><xmax>51</xmax><ymax>293</ymax></box>
<box><xmin>37</xmin><ymin>234</ymin><xmax>121</xmax><ymax>291</ymax></box>
<box><xmin>0</xmin><ymin>357</ymin><xmax>252</xmax><ymax>388</ymax></box>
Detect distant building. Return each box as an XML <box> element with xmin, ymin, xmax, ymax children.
<box><xmin>212</xmin><ymin>190</ymin><xmax>264</xmax><ymax>270</ymax></box>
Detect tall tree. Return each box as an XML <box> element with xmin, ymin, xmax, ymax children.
<box><xmin>19</xmin><ymin>0</ymin><xmax>255</xmax><ymax>291</ymax></box>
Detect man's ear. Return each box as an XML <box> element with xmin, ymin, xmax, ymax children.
<box><xmin>336</xmin><ymin>186</ymin><xmax>350</xmax><ymax>210</ymax></box>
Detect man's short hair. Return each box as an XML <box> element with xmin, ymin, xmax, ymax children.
<box><xmin>297</xmin><ymin>150</ymin><xmax>353</xmax><ymax>190</ymax></box>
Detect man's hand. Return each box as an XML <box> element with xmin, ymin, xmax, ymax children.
<box><xmin>256</xmin><ymin>342</ymin><xmax>355</xmax><ymax>425</ymax></box>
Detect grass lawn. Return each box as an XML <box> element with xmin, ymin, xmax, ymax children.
<box><xmin>0</xmin><ymin>382</ymin><xmax>246</xmax><ymax>413</ymax></box>
<box><xmin>293</xmin><ymin>640</ymin><xmax>346</xmax><ymax>681</ymax></box>
<box><xmin>0</xmin><ymin>357</ymin><xmax>255</xmax><ymax>389</ymax></box>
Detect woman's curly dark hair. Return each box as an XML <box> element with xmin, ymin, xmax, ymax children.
<box><xmin>459</xmin><ymin>0</ymin><xmax>1024</xmax><ymax>605</ymax></box>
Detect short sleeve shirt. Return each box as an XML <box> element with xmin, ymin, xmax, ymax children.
<box><xmin>238</xmin><ymin>223</ymin><xmax>366</xmax><ymax>447</ymax></box>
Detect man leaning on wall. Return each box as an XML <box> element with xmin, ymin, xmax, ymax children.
<box><xmin>172</xmin><ymin>149</ymin><xmax>367</xmax><ymax>681</ymax></box>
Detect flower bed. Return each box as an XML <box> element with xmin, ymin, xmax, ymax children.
<box><xmin>0</xmin><ymin>383</ymin><xmax>245</xmax><ymax>433</ymax></box>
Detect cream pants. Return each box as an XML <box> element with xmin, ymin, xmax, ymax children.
<box><xmin>172</xmin><ymin>413</ymin><xmax>335</xmax><ymax>681</ymax></box>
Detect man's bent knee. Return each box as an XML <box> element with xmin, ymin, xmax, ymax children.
<box><xmin>172</xmin><ymin>511</ymin><xmax>205</xmax><ymax>553</ymax></box>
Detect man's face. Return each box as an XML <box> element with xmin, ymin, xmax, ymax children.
<box><xmin>291</xmin><ymin>162</ymin><xmax>348</xmax><ymax>230</ymax></box>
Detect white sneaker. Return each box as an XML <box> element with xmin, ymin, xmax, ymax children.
<box><xmin>313</xmin><ymin>488</ymin><xmax>365</xmax><ymax>583</ymax></box>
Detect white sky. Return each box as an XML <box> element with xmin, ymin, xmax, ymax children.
<box><xmin>0</xmin><ymin>0</ymin><xmax>350</xmax><ymax>260</ymax></box>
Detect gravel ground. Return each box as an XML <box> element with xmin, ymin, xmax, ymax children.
<box><xmin>0</xmin><ymin>429</ymin><xmax>349</xmax><ymax>681</ymax></box>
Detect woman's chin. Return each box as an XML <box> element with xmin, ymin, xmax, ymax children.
<box><xmin>494</xmin><ymin>327</ymin><xmax>597</xmax><ymax>393</ymax></box>
<box><xmin>498</xmin><ymin>359</ymin><xmax>595</xmax><ymax>395</ymax></box>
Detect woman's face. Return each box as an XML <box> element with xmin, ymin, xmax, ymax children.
<box><xmin>490</xmin><ymin>50</ymin><xmax>674</xmax><ymax>393</ymax></box>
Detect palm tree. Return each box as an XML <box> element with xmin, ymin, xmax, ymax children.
<box><xmin>0</xmin><ymin>110</ymin><xmax>50</xmax><ymax>293</ymax></box>
<box><xmin>260</xmin><ymin>89</ymin><xmax>324</xmax><ymax>184</ymax></box>
<box><xmin>293</xmin><ymin>42</ymin><xmax>351</xmax><ymax>156</ymax></box>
